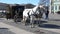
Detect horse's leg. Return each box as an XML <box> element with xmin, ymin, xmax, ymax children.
<box><xmin>23</xmin><ymin>16</ymin><xmax>26</xmax><ymax>25</ymax></box>
<box><xmin>38</xmin><ymin>18</ymin><xmax>40</xmax><ymax>25</ymax></box>
<box><xmin>30</xmin><ymin>16</ymin><xmax>33</xmax><ymax>27</ymax></box>
<box><xmin>30</xmin><ymin>16</ymin><xmax>35</xmax><ymax>28</ymax></box>
<box><xmin>38</xmin><ymin>16</ymin><xmax>42</xmax><ymax>26</ymax></box>
<box><xmin>25</xmin><ymin>17</ymin><xmax>28</xmax><ymax>25</ymax></box>
<box><xmin>22</xmin><ymin>16</ymin><xmax>24</xmax><ymax>23</ymax></box>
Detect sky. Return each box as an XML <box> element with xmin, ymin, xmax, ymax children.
<box><xmin>0</xmin><ymin>0</ymin><xmax>39</xmax><ymax>5</ymax></box>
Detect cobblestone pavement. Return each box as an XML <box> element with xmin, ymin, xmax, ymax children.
<box><xmin>0</xmin><ymin>13</ymin><xmax>60</xmax><ymax>34</ymax></box>
<box><xmin>0</xmin><ymin>21</ymin><xmax>35</xmax><ymax>34</ymax></box>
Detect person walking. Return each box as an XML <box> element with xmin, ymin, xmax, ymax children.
<box><xmin>45</xmin><ymin>10</ymin><xmax>49</xmax><ymax>19</ymax></box>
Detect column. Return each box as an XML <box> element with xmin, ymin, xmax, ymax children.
<box><xmin>49</xmin><ymin>0</ymin><xmax>52</xmax><ymax>13</ymax></box>
<box><xmin>57</xmin><ymin>5</ymin><xmax>59</xmax><ymax>12</ymax></box>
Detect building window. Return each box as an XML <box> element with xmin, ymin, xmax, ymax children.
<box><xmin>55</xmin><ymin>6</ymin><xmax>57</xmax><ymax>10</ymax></box>
<box><xmin>51</xmin><ymin>6</ymin><xmax>54</xmax><ymax>10</ymax></box>
<box><xmin>57</xmin><ymin>0</ymin><xmax>60</xmax><ymax>1</ymax></box>
<box><xmin>54</xmin><ymin>0</ymin><xmax>60</xmax><ymax>1</ymax></box>
<box><xmin>54</xmin><ymin>0</ymin><xmax>56</xmax><ymax>1</ymax></box>
<box><xmin>59</xmin><ymin>6</ymin><xmax>60</xmax><ymax>10</ymax></box>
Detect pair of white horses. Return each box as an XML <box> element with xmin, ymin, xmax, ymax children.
<box><xmin>23</xmin><ymin>5</ymin><xmax>46</xmax><ymax>27</ymax></box>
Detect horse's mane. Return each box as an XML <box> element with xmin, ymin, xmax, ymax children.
<box><xmin>32</xmin><ymin>5</ymin><xmax>39</xmax><ymax>11</ymax></box>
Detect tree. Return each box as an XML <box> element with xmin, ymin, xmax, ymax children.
<box><xmin>39</xmin><ymin>0</ymin><xmax>49</xmax><ymax>6</ymax></box>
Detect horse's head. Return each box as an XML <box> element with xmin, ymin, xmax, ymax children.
<box><xmin>38</xmin><ymin>5</ymin><xmax>48</xmax><ymax>13</ymax></box>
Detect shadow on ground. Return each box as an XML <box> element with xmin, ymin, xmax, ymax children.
<box><xmin>38</xmin><ymin>24</ymin><xmax>60</xmax><ymax>29</ymax></box>
<box><xmin>48</xmin><ymin>19</ymin><xmax>60</xmax><ymax>21</ymax></box>
<box><xmin>0</xmin><ymin>28</ymin><xmax>15</xmax><ymax>34</ymax></box>
<box><xmin>34</xmin><ymin>20</ymin><xmax>48</xmax><ymax>25</ymax></box>
<box><xmin>0</xmin><ymin>19</ymin><xmax>4</xmax><ymax>20</ymax></box>
<box><xmin>25</xmin><ymin>20</ymin><xmax>48</xmax><ymax>25</ymax></box>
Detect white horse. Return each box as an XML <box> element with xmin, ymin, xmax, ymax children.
<box><xmin>23</xmin><ymin>5</ymin><xmax>46</xmax><ymax>27</ymax></box>
<box><xmin>23</xmin><ymin>9</ymin><xmax>32</xmax><ymax>25</ymax></box>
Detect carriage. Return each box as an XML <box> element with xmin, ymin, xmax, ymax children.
<box><xmin>6</xmin><ymin>5</ymin><xmax>25</xmax><ymax>22</ymax></box>
<box><xmin>6</xmin><ymin>4</ymin><xmax>48</xmax><ymax>27</ymax></box>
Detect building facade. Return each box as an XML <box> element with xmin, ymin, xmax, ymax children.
<box><xmin>51</xmin><ymin>0</ymin><xmax>60</xmax><ymax>13</ymax></box>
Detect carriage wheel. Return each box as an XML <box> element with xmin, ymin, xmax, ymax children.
<box><xmin>14</xmin><ymin>15</ymin><xmax>17</xmax><ymax>22</ymax></box>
